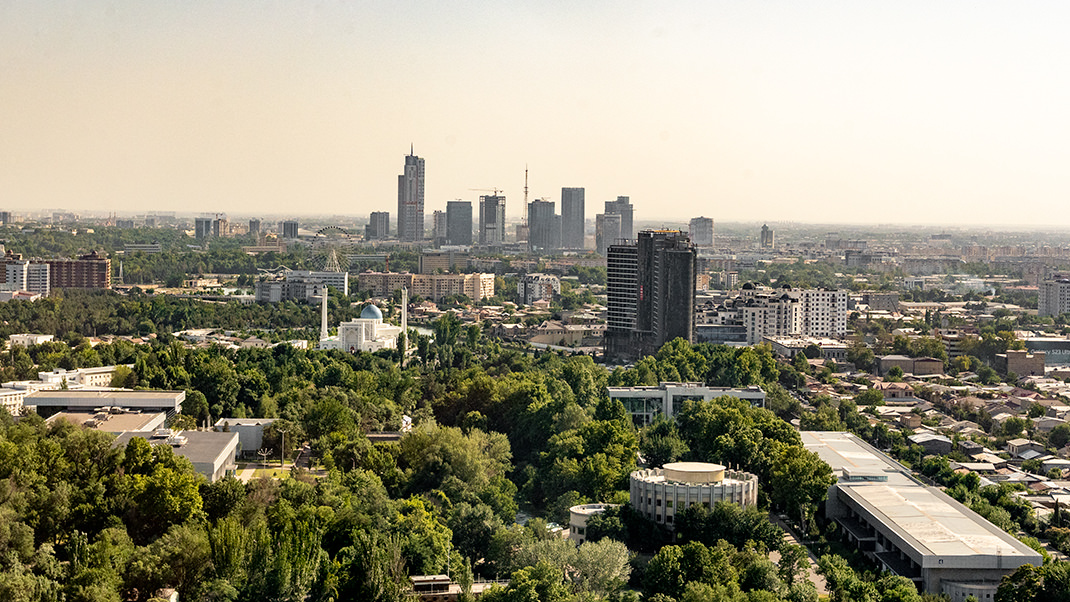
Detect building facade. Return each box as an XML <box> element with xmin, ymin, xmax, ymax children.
<box><xmin>397</xmin><ymin>149</ymin><xmax>426</xmax><ymax>241</ymax></box>
<box><xmin>759</xmin><ymin>224</ymin><xmax>775</xmax><ymax>250</ymax></box>
<box><xmin>605</xmin><ymin>230</ymin><xmax>696</xmax><ymax>363</ymax></box>
<box><xmin>630</xmin><ymin>462</ymin><xmax>759</xmax><ymax>529</ymax></box>
<box><xmin>282</xmin><ymin>220</ymin><xmax>300</xmax><ymax>239</ymax></box>
<box><xmin>527</xmin><ymin>199</ymin><xmax>558</xmax><ymax>253</ymax></box>
<box><xmin>45</xmin><ymin>252</ymin><xmax>111</xmax><ymax>289</ymax></box>
<box><xmin>366</xmin><ymin>212</ymin><xmax>390</xmax><ymax>240</ymax></box>
<box><xmin>478</xmin><ymin>195</ymin><xmax>506</xmax><ymax>247</ymax></box>
<box><xmin>517</xmin><ymin>273</ymin><xmax>560</xmax><ymax>305</ymax></box>
<box><xmin>560</xmin><ymin>187</ymin><xmax>585</xmax><ymax>251</ymax></box>
<box><xmin>1039</xmin><ymin>277</ymin><xmax>1070</xmax><ymax>317</ymax></box>
<box><xmin>595</xmin><ymin>213</ymin><xmax>622</xmax><ymax>256</ymax></box>
<box><xmin>446</xmin><ymin>201</ymin><xmax>473</xmax><ymax>246</ymax></box>
<box><xmin>356</xmin><ymin>272</ymin><xmax>495</xmax><ymax>302</ymax></box>
<box><xmin>255</xmin><ymin>270</ymin><xmax>348</xmax><ymax>303</ymax></box>
<box><xmin>431</xmin><ymin>210</ymin><xmax>447</xmax><ymax>244</ymax></box>
<box><xmin>689</xmin><ymin>216</ymin><xmax>714</xmax><ymax>247</ymax></box>
<box><xmin>604</xmin><ymin>196</ymin><xmax>634</xmax><ymax>241</ymax></box>
<box><xmin>609</xmin><ymin>382</ymin><xmax>766</xmax><ymax>426</ymax></box>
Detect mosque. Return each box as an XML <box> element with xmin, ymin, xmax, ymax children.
<box><xmin>318</xmin><ymin>300</ymin><xmax>404</xmax><ymax>353</ymax></box>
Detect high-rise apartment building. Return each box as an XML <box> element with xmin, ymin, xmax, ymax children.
<box><xmin>431</xmin><ymin>210</ymin><xmax>447</xmax><ymax>244</ymax></box>
<box><xmin>800</xmin><ymin>288</ymin><xmax>849</xmax><ymax>337</ymax></box>
<box><xmin>605</xmin><ymin>196</ymin><xmax>634</xmax><ymax>241</ymax></box>
<box><xmin>596</xmin><ymin>213</ymin><xmax>622</xmax><ymax>256</ymax></box>
<box><xmin>446</xmin><ymin>201</ymin><xmax>473</xmax><ymax>246</ymax></box>
<box><xmin>560</xmin><ymin>187</ymin><xmax>585</xmax><ymax>250</ymax></box>
<box><xmin>1040</xmin><ymin>277</ymin><xmax>1070</xmax><ymax>317</ymax></box>
<box><xmin>282</xmin><ymin>220</ymin><xmax>300</xmax><ymax>239</ymax></box>
<box><xmin>45</xmin><ymin>251</ymin><xmax>111</xmax><ymax>289</ymax></box>
<box><xmin>689</xmin><ymin>217</ymin><xmax>714</xmax><ymax>247</ymax></box>
<box><xmin>397</xmin><ymin>148</ymin><xmax>425</xmax><ymax>241</ymax></box>
<box><xmin>760</xmin><ymin>224</ymin><xmax>775</xmax><ymax>250</ymax></box>
<box><xmin>479</xmin><ymin>195</ymin><xmax>506</xmax><ymax>247</ymax></box>
<box><xmin>366</xmin><ymin>212</ymin><xmax>390</xmax><ymax>240</ymax></box>
<box><xmin>605</xmin><ymin>230</ymin><xmax>696</xmax><ymax>363</ymax></box>
<box><xmin>527</xmin><ymin>199</ymin><xmax>558</xmax><ymax>254</ymax></box>
<box><xmin>212</xmin><ymin>217</ymin><xmax>228</xmax><ymax>237</ymax></box>
<box><xmin>248</xmin><ymin>219</ymin><xmax>261</xmax><ymax>240</ymax></box>
<box><xmin>4</xmin><ymin>261</ymin><xmax>50</xmax><ymax>296</ymax></box>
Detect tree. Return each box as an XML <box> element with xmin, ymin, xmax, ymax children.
<box><xmin>887</xmin><ymin>366</ymin><xmax>904</xmax><ymax>381</ymax></box>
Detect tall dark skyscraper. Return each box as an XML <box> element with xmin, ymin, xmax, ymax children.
<box><xmin>604</xmin><ymin>196</ymin><xmax>634</xmax><ymax>241</ymax></box>
<box><xmin>760</xmin><ymin>224</ymin><xmax>775</xmax><ymax>250</ymax></box>
<box><xmin>248</xmin><ymin>218</ymin><xmax>261</xmax><ymax>240</ymax></box>
<box><xmin>397</xmin><ymin>147</ymin><xmax>425</xmax><ymax>241</ymax></box>
<box><xmin>366</xmin><ymin>211</ymin><xmax>390</xmax><ymax>240</ymax></box>
<box><xmin>605</xmin><ymin>230</ymin><xmax>696</xmax><ymax>363</ymax></box>
<box><xmin>446</xmin><ymin>200</ymin><xmax>473</xmax><ymax>245</ymax></box>
<box><xmin>527</xmin><ymin>199</ymin><xmax>558</xmax><ymax>253</ymax></box>
<box><xmin>282</xmin><ymin>220</ymin><xmax>299</xmax><ymax>239</ymax></box>
<box><xmin>560</xmin><ymin>187</ymin><xmax>585</xmax><ymax>250</ymax></box>
<box><xmin>479</xmin><ymin>195</ymin><xmax>506</xmax><ymax>247</ymax></box>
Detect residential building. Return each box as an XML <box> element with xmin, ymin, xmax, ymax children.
<box><xmin>281</xmin><ymin>220</ymin><xmax>300</xmax><ymax>239</ymax></box>
<box><xmin>397</xmin><ymin>148</ymin><xmax>425</xmax><ymax>241</ymax></box>
<box><xmin>4</xmin><ymin>261</ymin><xmax>50</xmax><ymax>295</ymax></box>
<box><xmin>366</xmin><ymin>212</ymin><xmax>390</xmax><ymax>240</ymax></box>
<box><xmin>44</xmin><ymin>251</ymin><xmax>111</xmax><ymax>289</ymax></box>
<box><xmin>356</xmin><ymin>272</ymin><xmax>495</xmax><ymax>302</ymax></box>
<box><xmin>604</xmin><ymin>230</ymin><xmax>696</xmax><ymax>363</ymax></box>
<box><xmin>801</xmin><ymin>431</ymin><xmax>1042</xmax><ymax>599</ymax></box>
<box><xmin>759</xmin><ymin>224</ymin><xmax>775</xmax><ymax>250</ymax></box>
<box><xmin>604</xmin><ymin>196</ymin><xmax>634</xmax><ymax>240</ymax></box>
<box><xmin>431</xmin><ymin>210</ymin><xmax>447</xmax><ymax>244</ymax></box>
<box><xmin>517</xmin><ymin>273</ymin><xmax>560</xmax><ymax>305</ymax></box>
<box><xmin>560</xmin><ymin>187</ymin><xmax>585</xmax><ymax>250</ymax></box>
<box><xmin>124</xmin><ymin>243</ymin><xmax>162</xmax><ymax>254</ymax></box>
<box><xmin>255</xmin><ymin>270</ymin><xmax>348</xmax><ymax>303</ymax></box>
<box><xmin>630</xmin><ymin>462</ymin><xmax>759</xmax><ymax>528</ymax></box>
<box><xmin>800</xmin><ymin>288</ymin><xmax>848</xmax><ymax>338</ymax></box>
<box><xmin>446</xmin><ymin>201</ymin><xmax>472</xmax><ymax>246</ymax></box>
<box><xmin>608</xmin><ymin>382</ymin><xmax>765</xmax><ymax>426</ymax></box>
<box><xmin>419</xmin><ymin>250</ymin><xmax>469</xmax><ymax>274</ymax></box>
<box><xmin>1039</xmin><ymin>277</ymin><xmax>1070</xmax><ymax>317</ymax></box>
<box><xmin>478</xmin><ymin>195</ymin><xmax>506</xmax><ymax>247</ymax></box>
<box><xmin>527</xmin><ymin>199</ymin><xmax>559</xmax><ymax>253</ymax></box>
<box><xmin>248</xmin><ymin>218</ymin><xmax>261</xmax><ymax>239</ymax></box>
<box><xmin>595</xmin><ymin>213</ymin><xmax>622</xmax><ymax>256</ymax></box>
<box><xmin>689</xmin><ymin>216</ymin><xmax>714</xmax><ymax>247</ymax></box>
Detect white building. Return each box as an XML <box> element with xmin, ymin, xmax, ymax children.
<box><xmin>4</xmin><ymin>261</ymin><xmax>50</xmax><ymax>296</ymax></box>
<box><xmin>630</xmin><ymin>462</ymin><xmax>759</xmax><ymax>529</ymax></box>
<box><xmin>8</xmin><ymin>334</ymin><xmax>54</xmax><ymax>347</ymax></box>
<box><xmin>568</xmin><ymin>503</ymin><xmax>619</xmax><ymax>544</ymax></box>
<box><xmin>0</xmin><ymin>388</ymin><xmax>28</xmax><ymax>416</ymax></box>
<box><xmin>517</xmin><ymin>273</ymin><xmax>561</xmax><ymax>305</ymax></box>
<box><xmin>800</xmin><ymin>288</ymin><xmax>848</xmax><ymax>337</ymax></box>
<box><xmin>1039</xmin><ymin>277</ymin><xmax>1070</xmax><ymax>317</ymax></box>
<box><xmin>319</xmin><ymin>304</ymin><xmax>403</xmax><ymax>353</ymax></box>
<box><xmin>255</xmin><ymin>269</ymin><xmax>349</xmax><ymax>303</ymax></box>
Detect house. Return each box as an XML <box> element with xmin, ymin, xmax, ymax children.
<box><xmin>1034</xmin><ymin>417</ymin><xmax>1067</xmax><ymax>433</ymax></box>
<box><xmin>900</xmin><ymin>414</ymin><xmax>922</xmax><ymax>429</ymax></box>
<box><xmin>909</xmin><ymin>432</ymin><xmax>953</xmax><ymax>455</ymax></box>
<box><xmin>1006</xmin><ymin>438</ymin><xmax>1046</xmax><ymax>459</ymax></box>
<box><xmin>874</xmin><ymin>381</ymin><xmax>913</xmax><ymax>399</ymax></box>
<box><xmin>958</xmin><ymin>440</ymin><xmax>984</xmax><ymax>456</ymax></box>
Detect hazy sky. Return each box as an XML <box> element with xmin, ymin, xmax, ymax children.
<box><xmin>2</xmin><ymin>1</ymin><xmax>1070</xmax><ymax>225</ymax></box>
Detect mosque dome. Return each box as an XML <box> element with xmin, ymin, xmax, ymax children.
<box><xmin>360</xmin><ymin>304</ymin><xmax>384</xmax><ymax>320</ymax></box>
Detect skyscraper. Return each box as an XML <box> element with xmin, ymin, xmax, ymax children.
<box><xmin>689</xmin><ymin>217</ymin><xmax>714</xmax><ymax>247</ymax></box>
<box><xmin>527</xmin><ymin>199</ymin><xmax>558</xmax><ymax>253</ymax></box>
<box><xmin>479</xmin><ymin>195</ymin><xmax>506</xmax><ymax>247</ymax></box>
<box><xmin>248</xmin><ymin>219</ymin><xmax>261</xmax><ymax>240</ymax></box>
<box><xmin>560</xmin><ymin>187</ymin><xmax>585</xmax><ymax>250</ymax></box>
<box><xmin>760</xmin><ymin>224</ymin><xmax>775</xmax><ymax>250</ymax></box>
<box><xmin>446</xmin><ymin>200</ymin><xmax>473</xmax><ymax>246</ymax></box>
<box><xmin>604</xmin><ymin>230</ymin><xmax>696</xmax><ymax>363</ymax></box>
<box><xmin>366</xmin><ymin>212</ymin><xmax>390</xmax><ymax>240</ymax></box>
<box><xmin>596</xmin><ymin>213</ymin><xmax>622</xmax><ymax>256</ymax></box>
<box><xmin>282</xmin><ymin>220</ymin><xmax>300</xmax><ymax>239</ymax></box>
<box><xmin>604</xmin><ymin>196</ymin><xmax>634</xmax><ymax>241</ymax></box>
<box><xmin>397</xmin><ymin>147</ymin><xmax>425</xmax><ymax>241</ymax></box>
<box><xmin>194</xmin><ymin>217</ymin><xmax>213</xmax><ymax>239</ymax></box>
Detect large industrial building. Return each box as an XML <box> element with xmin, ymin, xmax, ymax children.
<box><xmin>801</xmin><ymin>431</ymin><xmax>1042</xmax><ymax>600</ymax></box>
<box><xmin>608</xmin><ymin>382</ymin><xmax>766</xmax><ymax>426</ymax></box>
<box><xmin>630</xmin><ymin>462</ymin><xmax>758</xmax><ymax>529</ymax></box>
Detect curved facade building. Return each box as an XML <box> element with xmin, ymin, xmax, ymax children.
<box><xmin>630</xmin><ymin>462</ymin><xmax>758</xmax><ymax>528</ymax></box>
<box><xmin>568</xmin><ymin>503</ymin><xmax>620</xmax><ymax>544</ymax></box>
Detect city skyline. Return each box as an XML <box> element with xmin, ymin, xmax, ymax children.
<box><xmin>3</xmin><ymin>3</ymin><xmax>1070</xmax><ymax>225</ymax></box>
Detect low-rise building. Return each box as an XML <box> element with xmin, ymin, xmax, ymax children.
<box><xmin>995</xmin><ymin>350</ymin><xmax>1045</xmax><ymax>378</ymax></box>
<box><xmin>48</xmin><ymin>410</ymin><xmax>166</xmax><ymax>434</ymax></box>
<box><xmin>8</xmin><ymin>333</ymin><xmax>54</xmax><ymax>347</ymax></box>
<box><xmin>114</xmin><ymin>430</ymin><xmax>239</xmax><ymax>482</ymax></box>
<box><xmin>214</xmin><ymin>418</ymin><xmax>276</xmax><ymax>458</ymax></box>
<box><xmin>802</xmin><ymin>431</ymin><xmax>1042</xmax><ymax>599</ymax></box>
<box><xmin>608</xmin><ymin>382</ymin><xmax>766</xmax><ymax>426</ymax></box>
<box><xmin>568</xmin><ymin>503</ymin><xmax>619</xmax><ymax>544</ymax></box>
<box><xmin>908</xmin><ymin>432</ymin><xmax>953</xmax><ymax>455</ymax></box>
<box><xmin>630</xmin><ymin>462</ymin><xmax>759</xmax><ymax>529</ymax></box>
<box><xmin>25</xmin><ymin>389</ymin><xmax>185</xmax><ymax>414</ymax></box>
<box><xmin>318</xmin><ymin>304</ymin><xmax>402</xmax><ymax>353</ymax></box>
<box><xmin>764</xmin><ymin>336</ymin><xmax>848</xmax><ymax>361</ymax></box>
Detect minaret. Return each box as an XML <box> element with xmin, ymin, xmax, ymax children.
<box><xmin>319</xmin><ymin>286</ymin><xmax>328</xmax><ymax>341</ymax></box>
<box><xmin>400</xmin><ymin>287</ymin><xmax>408</xmax><ymax>365</ymax></box>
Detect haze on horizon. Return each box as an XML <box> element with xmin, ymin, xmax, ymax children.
<box><xmin>2</xmin><ymin>1</ymin><xmax>1069</xmax><ymax>226</ymax></box>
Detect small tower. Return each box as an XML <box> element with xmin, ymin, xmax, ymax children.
<box><xmin>319</xmin><ymin>286</ymin><xmax>329</xmax><ymax>341</ymax></box>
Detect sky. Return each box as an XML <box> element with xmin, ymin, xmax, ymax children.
<box><xmin>2</xmin><ymin>1</ymin><xmax>1070</xmax><ymax>225</ymax></box>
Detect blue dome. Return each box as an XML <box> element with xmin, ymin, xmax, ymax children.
<box><xmin>360</xmin><ymin>304</ymin><xmax>383</xmax><ymax>320</ymax></box>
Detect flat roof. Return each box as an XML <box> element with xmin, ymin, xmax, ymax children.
<box><xmin>27</xmin><ymin>389</ymin><xmax>184</xmax><ymax>408</ymax></box>
<box><xmin>801</xmin><ymin>431</ymin><xmax>1040</xmax><ymax>565</ymax></box>
<box><xmin>48</xmin><ymin>411</ymin><xmax>164</xmax><ymax>432</ymax></box>
<box><xmin>114</xmin><ymin>430</ymin><xmax>238</xmax><ymax>466</ymax></box>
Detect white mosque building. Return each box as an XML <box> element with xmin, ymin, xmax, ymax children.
<box><xmin>318</xmin><ymin>303</ymin><xmax>403</xmax><ymax>353</ymax></box>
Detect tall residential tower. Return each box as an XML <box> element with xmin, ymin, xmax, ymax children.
<box><xmin>397</xmin><ymin>147</ymin><xmax>425</xmax><ymax>241</ymax></box>
<box><xmin>560</xmin><ymin>187</ymin><xmax>585</xmax><ymax>251</ymax></box>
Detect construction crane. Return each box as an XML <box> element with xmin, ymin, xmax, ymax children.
<box><xmin>469</xmin><ymin>188</ymin><xmax>504</xmax><ymax>196</ymax></box>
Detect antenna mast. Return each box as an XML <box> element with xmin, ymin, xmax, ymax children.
<box><xmin>524</xmin><ymin>165</ymin><xmax>529</xmax><ymax>205</ymax></box>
